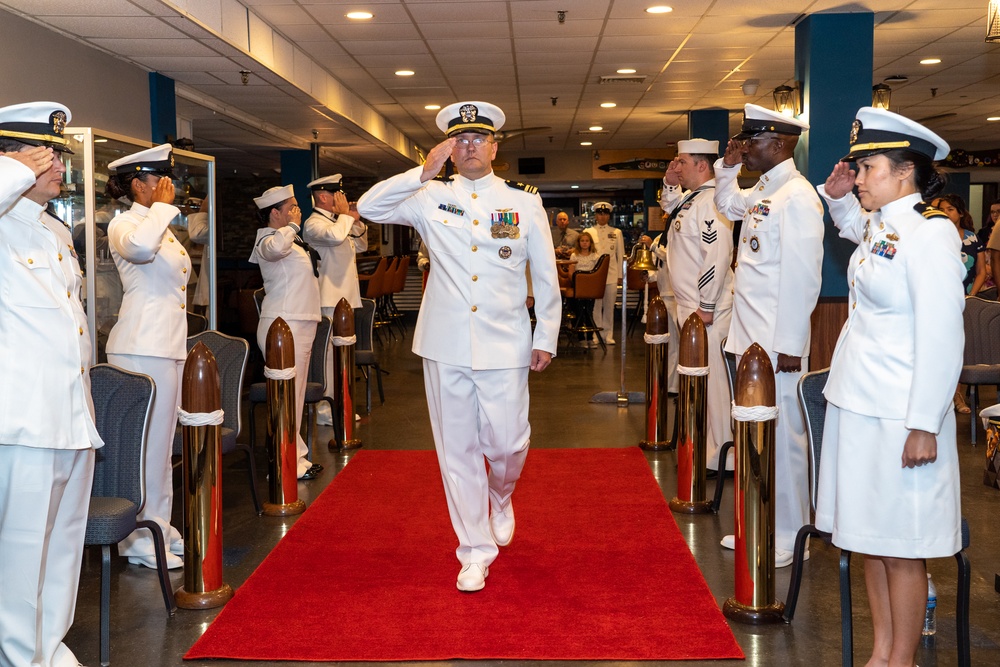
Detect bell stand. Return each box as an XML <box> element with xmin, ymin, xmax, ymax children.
<box><xmin>590</xmin><ymin>243</ymin><xmax>657</xmax><ymax>406</ymax></box>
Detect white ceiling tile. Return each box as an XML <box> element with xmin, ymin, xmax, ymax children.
<box><xmin>509</xmin><ymin>0</ymin><xmax>608</xmax><ymax>22</ymax></box>
<box><xmin>40</xmin><ymin>15</ymin><xmax>184</xmax><ymax>38</ymax></box>
<box><xmin>131</xmin><ymin>55</ymin><xmax>241</xmax><ymax>71</ymax></box>
<box><xmin>88</xmin><ymin>37</ymin><xmax>217</xmax><ymax>58</ymax></box>
<box><xmin>354</xmin><ymin>53</ymin><xmax>438</xmax><ymax>69</ymax></box>
<box><xmin>340</xmin><ymin>40</ymin><xmax>429</xmax><ymax>56</ymax></box>
<box><xmin>603</xmin><ymin>17</ymin><xmax>701</xmax><ymax>36</ymax></box>
<box><xmin>252</xmin><ymin>4</ymin><xmax>314</xmax><ymax>25</ymax></box>
<box><xmin>325</xmin><ymin>22</ymin><xmax>422</xmax><ymax>40</ymax></box>
<box><xmin>5</xmin><ymin>0</ymin><xmax>150</xmax><ymax>15</ymax></box>
<box><xmin>409</xmin><ymin>1</ymin><xmax>508</xmax><ymax>22</ymax></box>
<box><xmin>511</xmin><ymin>19</ymin><xmax>604</xmax><ymax>38</ymax></box>
<box><xmin>280</xmin><ymin>24</ymin><xmax>334</xmax><ymax>42</ymax></box>
<box><xmin>515</xmin><ymin>36</ymin><xmax>599</xmax><ymax>52</ymax></box>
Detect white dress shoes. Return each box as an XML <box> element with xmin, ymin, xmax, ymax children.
<box><xmin>128</xmin><ymin>552</ymin><xmax>183</xmax><ymax>570</ymax></box>
<box><xmin>456</xmin><ymin>563</ymin><xmax>488</xmax><ymax>592</ymax></box>
<box><xmin>490</xmin><ymin>502</ymin><xmax>515</xmax><ymax>547</ymax></box>
<box><xmin>720</xmin><ymin>535</ymin><xmax>809</xmax><ymax>569</ymax></box>
<box><xmin>169</xmin><ymin>538</ymin><xmax>184</xmax><ymax>557</ymax></box>
<box><xmin>720</xmin><ymin>534</ymin><xmax>735</xmax><ymax>550</ymax></box>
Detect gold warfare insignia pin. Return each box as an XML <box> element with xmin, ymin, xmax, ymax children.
<box><xmin>749</xmin><ymin>235</ymin><xmax>760</xmax><ymax>252</ymax></box>
<box><xmin>850</xmin><ymin>119</ymin><xmax>861</xmax><ymax>145</ymax></box>
<box><xmin>499</xmin><ymin>245</ymin><xmax>512</xmax><ymax>259</ymax></box>
<box><xmin>886</xmin><ymin>232</ymin><xmax>900</xmax><ymax>241</ymax></box>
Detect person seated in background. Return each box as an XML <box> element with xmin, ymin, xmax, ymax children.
<box><xmin>568</xmin><ymin>230</ymin><xmax>600</xmax><ymax>347</ymax></box>
<box><xmin>551</xmin><ymin>210</ymin><xmax>579</xmax><ymax>259</ymax></box>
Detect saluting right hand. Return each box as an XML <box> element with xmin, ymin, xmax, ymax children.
<box><xmin>420</xmin><ymin>138</ymin><xmax>456</xmax><ymax>182</ymax></box>
<box><xmin>332</xmin><ymin>190</ymin><xmax>351</xmax><ymax>215</ymax></box>
<box><xmin>662</xmin><ymin>159</ymin><xmax>681</xmax><ymax>187</ymax></box>
<box><xmin>824</xmin><ymin>161</ymin><xmax>856</xmax><ymax>200</ymax></box>
<box><xmin>151</xmin><ymin>176</ymin><xmax>175</xmax><ymax>205</ymax></box>
<box><xmin>722</xmin><ymin>139</ymin><xmax>745</xmax><ymax>167</ymax></box>
<box><xmin>5</xmin><ymin>146</ymin><xmax>54</xmax><ymax>177</ymax></box>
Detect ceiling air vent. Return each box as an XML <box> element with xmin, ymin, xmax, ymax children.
<box><xmin>599</xmin><ymin>74</ymin><xmax>646</xmax><ymax>84</ymax></box>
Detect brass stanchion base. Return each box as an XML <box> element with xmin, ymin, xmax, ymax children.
<box><xmin>328</xmin><ymin>438</ymin><xmax>362</xmax><ymax>451</ymax></box>
<box><xmin>669</xmin><ymin>497</ymin><xmax>713</xmax><ymax>514</ymax></box>
<box><xmin>722</xmin><ymin>597</ymin><xmax>785</xmax><ymax>624</ymax></box>
<box><xmin>639</xmin><ymin>440</ymin><xmax>675</xmax><ymax>451</ymax></box>
<box><xmin>175</xmin><ymin>584</ymin><xmax>234</xmax><ymax>610</ymax></box>
<box><xmin>262</xmin><ymin>499</ymin><xmax>306</xmax><ymax>516</ymax></box>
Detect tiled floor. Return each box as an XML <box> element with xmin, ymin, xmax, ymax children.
<box><xmin>65</xmin><ymin>319</ymin><xmax>1000</xmax><ymax>666</ymax></box>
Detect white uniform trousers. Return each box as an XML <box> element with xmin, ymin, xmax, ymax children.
<box><xmin>0</xmin><ymin>446</ymin><xmax>94</xmax><ymax>667</ymax></box>
<box><xmin>660</xmin><ymin>295</ymin><xmax>680</xmax><ymax>394</ymax></box>
<box><xmin>107</xmin><ymin>353</ymin><xmax>184</xmax><ymax>557</ymax></box>
<box><xmin>422</xmin><ymin>359</ymin><xmax>530</xmax><ymax>567</ymax></box>
<box><xmin>316</xmin><ymin>305</ymin><xmax>339</xmax><ymax>423</ymax></box>
<box><xmin>733</xmin><ymin>355</ymin><xmax>810</xmax><ymax>552</ymax></box>
<box><xmin>705</xmin><ymin>307</ymin><xmax>734</xmax><ymax>471</ymax></box>
<box><xmin>257</xmin><ymin>318</ymin><xmax>317</xmax><ymax>477</ymax></box>
<box><xmin>594</xmin><ymin>283</ymin><xmax>618</xmax><ymax>342</ymax></box>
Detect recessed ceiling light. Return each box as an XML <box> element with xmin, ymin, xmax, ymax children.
<box><xmin>346</xmin><ymin>11</ymin><xmax>373</xmax><ymax>20</ymax></box>
<box><xmin>646</xmin><ymin>6</ymin><xmax>673</xmax><ymax>14</ymax></box>
<box><xmin>988</xmin><ymin>116</ymin><xmax>1000</xmax><ymax>122</ymax></box>
<box><xmin>600</xmin><ymin>102</ymin><xmax>617</xmax><ymax>108</ymax></box>
<box><xmin>425</xmin><ymin>104</ymin><xmax>441</xmax><ymax>110</ymax></box>
<box><xmin>589</xmin><ymin>126</ymin><xmax>603</xmax><ymax>131</ymax></box>
<box><xmin>919</xmin><ymin>58</ymin><xmax>941</xmax><ymax>65</ymax></box>
<box><xmin>395</xmin><ymin>70</ymin><xmax>415</xmax><ymax>76</ymax></box>
<box><xmin>617</xmin><ymin>68</ymin><xmax>637</xmax><ymax>74</ymax></box>
<box><xmin>571</xmin><ymin>185</ymin><xmax>580</xmax><ymax>189</ymax></box>
<box><xmin>580</xmin><ymin>141</ymin><xmax>593</xmax><ymax>146</ymax></box>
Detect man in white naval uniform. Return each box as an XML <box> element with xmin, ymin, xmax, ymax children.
<box><xmin>0</xmin><ymin>102</ymin><xmax>103</xmax><ymax>667</ymax></box>
<box><xmin>358</xmin><ymin>101</ymin><xmax>560</xmax><ymax>593</ymax></box>
<box><xmin>713</xmin><ymin>104</ymin><xmax>824</xmax><ymax>567</ymax></box>
<box><xmin>583</xmin><ymin>202</ymin><xmax>624</xmax><ymax>344</ymax></box>
<box><xmin>645</xmin><ymin>139</ymin><xmax>735</xmax><ymax>473</ymax></box>
<box><xmin>301</xmin><ymin>174</ymin><xmax>368</xmax><ymax>426</ymax></box>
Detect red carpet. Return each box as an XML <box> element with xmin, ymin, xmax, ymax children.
<box><xmin>185</xmin><ymin>447</ymin><xmax>744</xmax><ymax>661</ymax></box>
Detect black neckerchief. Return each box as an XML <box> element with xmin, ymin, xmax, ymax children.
<box><xmin>293</xmin><ymin>236</ymin><xmax>321</xmax><ymax>277</ymax></box>
<box><xmin>660</xmin><ymin>184</ymin><xmax>714</xmax><ymax>247</ymax></box>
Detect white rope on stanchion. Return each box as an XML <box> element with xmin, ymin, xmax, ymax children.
<box><xmin>678</xmin><ymin>364</ymin><xmax>709</xmax><ymax>376</ymax></box>
<box><xmin>731</xmin><ymin>403</ymin><xmax>779</xmax><ymax>422</ymax></box>
<box><xmin>644</xmin><ymin>332</ymin><xmax>670</xmax><ymax>345</ymax></box>
<box><xmin>177</xmin><ymin>408</ymin><xmax>225</xmax><ymax>427</ymax></box>
<box><xmin>264</xmin><ymin>366</ymin><xmax>296</xmax><ymax>380</ymax></box>
<box><xmin>331</xmin><ymin>335</ymin><xmax>357</xmax><ymax>347</ymax></box>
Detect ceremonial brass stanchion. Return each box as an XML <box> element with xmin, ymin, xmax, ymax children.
<box><xmin>329</xmin><ymin>298</ymin><xmax>361</xmax><ymax>451</ymax></box>
<box><xmin>639</xmin><ymin>296</ymin><xmax>671</xmax><ymax>450</ymax></box>
<box><xmin>263</xmin><ymin>317</ymin><xmax>306</xmax><ymax>517</ymax></box>
<box><xmin>670</xmin><ymin>313</ymin><xmax>712</xmax><ymax>514</ymax></box>
<box><xmin>175</xmin><ymin>342</ymin><xmax>234</xmax><ymax>609</ymax></box>
<box><xmin>723</xmin><ymin>342</ymin><xmax>784</xmax><ymax>624</ymax></box>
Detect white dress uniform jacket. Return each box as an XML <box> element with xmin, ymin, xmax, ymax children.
<box><xmin>357</xmin><ymin>166</ymin><xmax>560</xmax><ymax>367</ymax></box>
<box><xmin>302</xmin><ymin>208</ymin><xmax>368</xmax><ymax>309</ymax></box>
<box><xmin>0</xmin><ymin>159</ymin><xmax>101</xmax><ymax>449</ymax></box>
<box><xmin>819</xmin><ymin>190</ymin><xmax>965</xmax><ymax>432</ymax></box>
<box><xmin>583</xmin><ymin>223</ymin><xmax>624</xmax><ymax>284</ymax></box>
<box><xmin>250</xmin><ymin>226</ymin><xmax>321</xmax><ymax>323</ymax></box>
<box><xmin>713</xmin><ymin>158</ymin><xmax>824</xmax><ymax>360</ymax></box>
<box><xmin>187</xmin><ymin>210</ymin><xmax>210</xmax><ymax>307</ymax></box>
<box><xmin>106</xmin><ymin>201</ymin><xmax>191</xmax><ymax>360</ymax></box>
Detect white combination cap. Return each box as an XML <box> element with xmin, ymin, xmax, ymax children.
<box><xmin>435</xmin><ymin>101</ymin><xmax>506</xmax><ymax>137</ymax></box>
<box><xmin>735</xmin><ymin>103</ymin><xmax>810</xmax><ymax>139</ymax></box>
<box><xmin>254</xmin><ymin>184</ymin><xmax>295</xmax><ymax>209</ymax></box>
<box><xmin>677</xmin><ymin>138</ymin><xmax>720</xmax><ymax>156</ymax></box>
<box><xmin>842</xmin><ymin>106</ymin><xmax>950</xmax><ymax>162</ymax></box>
<box><xmin>108</xmin><ymin>143</ymin><xmax>174</xmax><ymax>176</ymax></box>
<box><xmin>593</xmin><ymin>201</ymin><xmax>612</xmax><ymax>213</ymax></box>
<box><xmin>307</xmin><ymin>174</ymin><xmax>343</xmax><ymax>191</ymax></box>
<box><xmin>0</xmin><ymin>101</ymin><xmax>73</xmax><ymax>153</ymax></box>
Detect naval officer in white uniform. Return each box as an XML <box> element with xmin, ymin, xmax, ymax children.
<box><xmin>0</xmin><ymin>101</ymin><xmax>103</xmax><ymax>667</ymax></box>
<box><xmin>301</xmin><ymin>174</ymin><xmax>368</xmax><ymax>426</ymax></box>
<box><xmin>647</xmin><ymin>139</ymin><xmax>734</xmax><ymax>472</ymax></box>
<box><xmin>583</xmin><ymin>202</ymin><xmax>624</xmax><ymax>344</ymax></box>
<box><xmin>358</xmin><ymin>101</ymin><xmax>560</xmax><ymax>593</ymax></box>
<box><xmin>251</xmin><ymin>185</ymin><xmax>323</xmax><ymax>480</ymax></box>
<box><xmin>105</xmin><ymin>143</ymin><xmax>191</xmax><ymax>569</ymax></box>
<box><xmin>714</xmin><ymin>104</ymin><xmax>824</xmax><ymax>567</ymax></box>
<box><xmin>816</xmin><ymin>108</ymin><xmax>963</xmax><ymax>667</ymax></box>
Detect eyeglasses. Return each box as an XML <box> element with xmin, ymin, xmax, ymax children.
<box><xmin>454</xmin><ymin>136</ymin><xmax>492</xmax><ymax>148</ymax></box>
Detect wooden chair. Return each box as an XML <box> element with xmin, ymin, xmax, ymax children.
<box><xmin>569</xmin><ymin>254</ymin><xmax>611</xmax><ymax>351</ymax></box>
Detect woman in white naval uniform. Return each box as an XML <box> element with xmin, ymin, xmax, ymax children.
<box><xmin>301</xmin><ymin>175</ymin><xmax>367</xmax><ymax>425</ymax></box>
<box><xmin>105</xmin><ymin>144</ymin><xmax>190</xmax><ymax>570</ymax></box>
<box><xmin>0</xmin><ymin>102</ymin><xmax>103</xmax><ymax>667</ymax></box>
<box><xmin>816</xmin><ymin>108</ymin><xmax>964</xmax><ymax>667</ymax></box>
<box><xmin>583</xmin><ymin>202</ymin><xmax>623</xmax><ymax>344</ymax></box>
<box><xmin>251</xmin><ymin>185</ymin><xmax>323</xmax><ymax>480</ymax></box>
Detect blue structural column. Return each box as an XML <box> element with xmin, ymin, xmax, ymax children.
<box><xmin>148</xmin><ymin>73</ymin><xmax>177</xmax><ymax>144</ymax></box>
<box><xmin>281</xmin><ymin>150</ymin><xmax>314</xmax><ymax>220</ymax></box>
<box><xmin>688</xmin><ymin>109</ymin><xmax>730</xmax><ymax>150</ymax></box>
<box><xmin>795</xmin><ymin>12</ymin><xmax>874</xmax><ymax>297</ymax></box>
